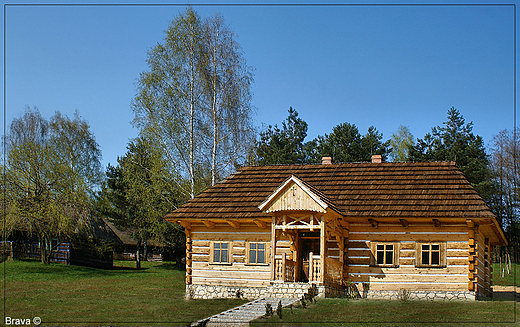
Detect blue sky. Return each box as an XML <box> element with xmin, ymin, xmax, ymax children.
<box><xmin>3</xmin><ymin>1</ymin><xmax>515</xmax><ymax>170</ymax></box>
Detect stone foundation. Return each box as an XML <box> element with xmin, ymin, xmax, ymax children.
<box><xmin>186</xmin><ymin>283</ymin><xmax>477</xmax><ymax>301</ymax></box>
<box><xmin>186</xmin><ymin>282</ymin><xmax>316</xmax><ymax>300</ymax></box>
<box><xmin>317</xmin><ymin>281</ymin><xmax>350</xmax><ymax>298</ymax></box>
<box><xmin>269</xmin><ymin>282</ymin><xmax>315</xmax><ymax>299</ymax></box>
<box><xmin>364</xmin><ymin>289</ymin><xmax>476</xmax><ymax>301</ymax></box>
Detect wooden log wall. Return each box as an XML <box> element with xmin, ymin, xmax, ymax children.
<box><xmin>470</xmin><ymin>223</ymin><xmax>492</xmax><ymax>298</ymax></box>
<box><xmin>185</xmin><ymin>228</ymin><xmax>192</xmax><ymax>284</ymax></box>
<box><xmin>347</xmin><ymin>222</ymin><xmax>470</xmax><ymax>292</ymax></box>
<box><xmin>184</xmin><ymin>218</ymin><xmax>494</xmax><ymax>295</ymax></box>
<box><xmin>190</xmin><ymin>222</ymin><xmax>272</xmax><ymax>288</ymax></box>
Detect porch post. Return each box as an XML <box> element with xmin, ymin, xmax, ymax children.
<box><xmin>282</xmin><ymin>252</ymin><xmax>287</xmax><ymax>282</ymax></box>
<box><xmin>309</xmin><ymin>251</ymin><xmax>314</xmax><ymax>281</ymax></box>
<box><xmin>271</xmin><ymin>216</ymin><xmax>277</xmax><ymax>281</ymax></box>
<box><xmin>320</xmin><ymin>215</ymin><xmax>326</xmax><ymax>283</ymax></box>
<box><xmin>295</xmin><ymin>233</ymin><xmax>300</xmax><ymax>281</ymax></box>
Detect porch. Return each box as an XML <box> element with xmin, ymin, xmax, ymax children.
<box><xmin>267</xmin><ymin>212</ymin><xmax>346</xmax><ymax>288</ymax></box>
<box><xmin>274</xmin><ymin>252</ymin><xmax>343</xmax><ymax>285</ymax></box>
<box><xmin>257</xmin><ymin>174</ymin><xmax>349</xmax><ymax>290</ymax></box>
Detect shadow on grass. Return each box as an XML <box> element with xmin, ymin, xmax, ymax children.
<box><xmin>152</xmin><ymin>262</ymin><xmax>184</xmax><ymax>270</ymax></box>
<box><xmin>3</xmin><ymin>259</ymin><xmax>186</xmax><ymax>283</ymax></box>
<box><xmin>492</xmin><ymin>289</ymin><xmax>520</xmax><ymax>301</ymax></box>
<box><xmin>111</xmin><ymin>265</ymin><xmax>149</xmax><ymax>271</ymax></box>
<box><xmin>3</xmin><ymin>260</ymin><xmax>163</xmax><ymax>282</ymax></box>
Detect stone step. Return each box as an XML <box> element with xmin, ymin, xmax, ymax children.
<box><xmin>191</xmin><ymin>297</ymin><xmax>299</xmax><ymax>326</ymax></box>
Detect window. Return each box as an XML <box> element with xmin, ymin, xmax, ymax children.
<box><xmin>371</xmin><ymin>242</ymin><xmax>398</xmax><ymax>267</ymax></box>
<box><xmin>212</xmin><ymin>242</ymin><xmax>229</xmax><ymax>263</ymax></box>
<box><xmin>248</xmin><ymin>243</ymin><xmax>266</xmax><ymax>264</ymax></box>
<box><xmin>421</xmin><ymin>244</ymin><xmax>440</xmax><ymax>265</ymax></box>
<box><xmin>377</xmin><ymin>244</ymin><xmax>394</xmax><ymax>265</ymax></box>
<box><xmin>416</xmin><ymin>242</ymin><xmax>446</xmax><ymax>267</ymax></box>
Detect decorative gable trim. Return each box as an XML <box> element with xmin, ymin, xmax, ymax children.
<box><xmin>258</xmin><ymin>175</ymin><xmax>329</xmax><ymax>213</ymax></box>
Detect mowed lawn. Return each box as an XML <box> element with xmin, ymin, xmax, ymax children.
<box><xmin>251</xmin><ymin>298</ymin><xmax>518</xmax><ymax>326</ymax></box>
<box><xmin>2</xmin><ymin>260</ymin><xmax>520</xmax><ymax>326</ymax></box>
<box><xmin>252</xmin><ymin>263</ymin><xmax>520</xmax><ymax>327</ymax></box>
<box><xmin>2</xmin><ymin>260</ymin><xmax>247</xmax><ymax>326</ymax></box>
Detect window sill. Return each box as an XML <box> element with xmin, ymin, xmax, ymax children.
<box><xmin>415</xmin><ymin>265</ymin><xmax>446</xmax><ymax>268</ymax></box>
<box><xmin>209</xmin><ymin>262</ymin><xmax>233</xmax><ymax>266</ymax></box>
<box><xmin>245</xmin><ymin>263</ymin><xmax>269</xmax><ymax>266</ymax></box>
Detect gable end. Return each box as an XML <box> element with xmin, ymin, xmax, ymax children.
<box><xmin>258</xmin><ymin>175</ymin><xmax>328</xmax><ymax>213</ymax></box>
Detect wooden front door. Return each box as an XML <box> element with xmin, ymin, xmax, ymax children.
<box><xmin>300</xmin><ymin>233</ymin><xmax>320</xmax><ymax>282</ymax></box>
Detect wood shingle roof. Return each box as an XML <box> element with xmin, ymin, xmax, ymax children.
<box><xmin>164</xmin><ymin>161</ymin><xmax>495</xmax><ymax>221</ymax></box>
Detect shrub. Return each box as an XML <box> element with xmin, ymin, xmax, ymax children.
<box><xmin>264</xmin><ymin>302</ymin><xmax>273</xmax><ymax>317</ymax></box>
<box><xmin>300</xmin><ymin>296</ymin><xmax>307</xmax><ymax>308</ymax></box>
<box><xmin>276</xmin><ymin>300</ymin><xmax>283</xmax><ymax>319</ymax></box>
<box><xmin>398</xmin><ymin>289</ymin><xmax>410</xmax><ymax>302</ymax></box>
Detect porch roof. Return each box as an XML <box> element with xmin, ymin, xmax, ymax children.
<box><xmin>164</xmin><ymin>161</ymin><xmax>496</xmax><ymax>221</ymax></box>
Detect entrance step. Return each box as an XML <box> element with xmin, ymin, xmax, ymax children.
<box><xmin>191</xmin><ymin>297</ymin><xmax>299</xmax><ymax>326</ymax></box>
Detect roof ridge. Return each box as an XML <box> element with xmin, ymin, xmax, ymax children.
<box><xmin>238</xmin><ymin>161</ymin><xmax>457</xmax><ymax>170</ymax></box>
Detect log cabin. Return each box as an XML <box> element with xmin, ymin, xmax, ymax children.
<box><xmin>164</xmin><ymin>155</ymin><xmax>507</xmax><ymax>300</ymax></box>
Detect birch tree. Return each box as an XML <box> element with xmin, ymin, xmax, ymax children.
<box><xmin>201</xmin><ymin>14</ymin><xmax>254</xmax><ymax>185</ymax></box>
<box><xmin>489</xmin><ymin>129</ymin><xmax>519</xmax><ymax>227</ymax></box>
<box><xmin>389</xmin><ymin>125</ymin><xmax>414</xmax><ymax>162</ymax></box>
<box><xmin>132</xmin><ymin>8</ymin><xmax>254</xmax><ymax>196</ymax></box>
<box><xmin>488</xmin><ymin>129</ymin><xmax>520</xmax><ymax>260</ymax></box>
<box><xmin>133</xmin><ymin>7</ymin><xmax>204</xmax><ymax>199</ymax></box>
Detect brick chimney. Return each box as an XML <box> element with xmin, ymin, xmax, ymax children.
<box><xmin>371</xmin><ymin>154</ymin><xmax>382</xmax><ymax>163</ymax></box>
<box><xmin>322</xmin><ymin>157</ymin><xmax>332</xmax><ymax>165</ymax></box>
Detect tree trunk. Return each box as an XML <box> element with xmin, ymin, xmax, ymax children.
<box><xmin>188</xmin><ymin>20</ymin><xmax>196</xmax><ymax>200</ymax></box>
<box><xmin>40</xmin><ymin>235</ymin><xmax>51</xmax><ymax>265</ymax></box>
<box><xmin>136</xmin><ymin>239</ymin><xmax>142</xmax><ymax>270</ymax></box>
<box><xmin>143</xmin><ymin>240</ymin><xmax>148</xmax><ymax>261</ymax></box>
<box><xmin>176</xmin><ymin>250</ymin><xmax>183</xmax><ymax>269</ymax></box>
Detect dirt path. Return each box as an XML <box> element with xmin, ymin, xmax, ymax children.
<box><xmin>493</xmin><ymin>286</ymin><xmax>518</xmax><ymax>301</ymax></box>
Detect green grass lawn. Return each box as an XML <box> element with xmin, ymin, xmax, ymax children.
<box><xmin>251</xmin><ymin>299</ymin><xmax>518</xmax><ymax>327</ymax></box>
<box><xmin>251</xmin><ymin>263</ymin><xmax>520</xmax><ymax>327</ymax></box>
<box><xmin>493</xmin><ymin>261</ymin><xmax>520</xmax><ymax>286</ymax></box>
<box><xmin>2</xmin><ymin>259</ymin><xmax>247</xmax><ymax>326</ymax></box>
<box><xmin>2</xmin><ymin>260</ymin><xmax>519</xmax><ymax>326</ymax></box>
